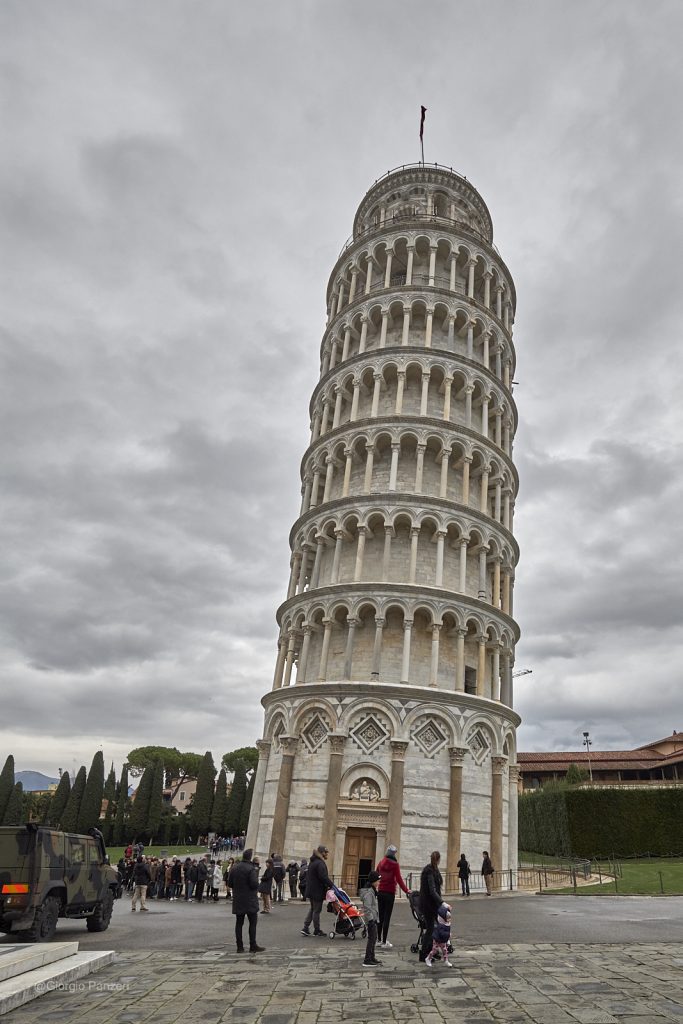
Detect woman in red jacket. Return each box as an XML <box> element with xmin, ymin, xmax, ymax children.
<box><xmin>375</xmin><ymin>844</ymin><xmax>410</xmax><ymax>948</ymax></box>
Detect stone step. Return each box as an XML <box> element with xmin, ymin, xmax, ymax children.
<box><xmin>0</xmin><ymin>949</ymin><xmax>115</xmax><ymax>1016</ymax></box>
<box><xmin>0</xmin><ymin>942</ymin><xmax>80</xmax><ymax>983</ymax></box>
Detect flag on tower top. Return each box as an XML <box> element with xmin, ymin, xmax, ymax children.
<box><xmin>419</xmin><ymin>105</ymin><xmax>427</xmax><ymax>141</ymax></box>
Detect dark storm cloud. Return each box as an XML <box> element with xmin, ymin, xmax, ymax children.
<box><xmin>1</xmin><ymin>0</ymin><xmax>682</xmax><ymax>772</ymax></box>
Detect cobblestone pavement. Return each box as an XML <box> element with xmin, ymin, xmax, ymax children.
<box><xmin>6</xmin><ymin>941</ymin><xmax>683</xmax><ymax>1023</ymax></box>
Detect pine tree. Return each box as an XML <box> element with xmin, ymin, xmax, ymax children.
<box><xmin>189</xmin><ymin>751</ymin><xmax>215</xmax><ymax>836</ymax></box>
<box><xmin>61</xmin><ymin>766</ymin><xmax>86</xmax><ymax>832</ymax></box>
<box><xmin>77</xmin><ymin>750</ymin><xmax>105</xmax><ymax>833</ymax></box>
<box><xmin>0</xmin><ymin>755</ymin><xmax>15</xmax><ymax>823</ymax></box>
<box><xmin>129</xmin><ymin>766</ymin><xmax>153</xmax><ymax>840</ymax></box>
<box><xmin>148</xmin><ymin>762</ymin><xmax>164</xmax><ymax>840</ymax></box>
<box><xmin>2</xmin><ymin>782</ymin><xmax>24</xmax><ymax>825</ymax></box>
<box><xmin>113</xmin><ymin>764</ymin><xmax>129</xmax><ymax>845</ymax></box>
<box><xmin>225</xmin><ymin>761</ymin><xmax>247</xmax><ymax>836</ymax></box>
<box><xmin>211</xmin><ymin>768</ymin><xmax>228</xmax><ymax>833</ymax></box>
<box><xmin>45</xmin><ymin>771</ymin><xmax>71</xmax><ymax>826</ymax></box>
<box><xmin>239</xmin><ymin>770</ymin><xmax>255</xmax><ymax>833</ymax></box>
<box><xmin>101</xmin><ymin>765</ymin><xmax>117</xmax><ymax>842</ymax></box>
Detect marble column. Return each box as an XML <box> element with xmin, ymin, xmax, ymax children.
<box><xmin>446</xmin><ymin>747</ymin><xmax>467</xmax><ymax>888</ymax></box>
<box><xmin>508</xmin><ymin>765</ymin><xmax>520</xmax><ymax>873</ymax></box>
<box><xmin>245</xmin><ymin>739</ymin><xmax>271</xmax><ymax>852</ymax></box>
<box><xmin>321</xmin><ymin>734</ymin><xmax>347</xmax><ymax>871</ymax></box>
<box><xmin>269</xmin><ymin>736</ymin><xmax>298</xmax><ymax>857</ymax></box>
<box><xmin>490</xmin><ymin>756</ymin><xmax>507</xmax><ymax>884</ymax></box>
<box><xmin>385</xmin><ymin>740</ymin><xmax>408</xmax><ymax>850</ymax></box>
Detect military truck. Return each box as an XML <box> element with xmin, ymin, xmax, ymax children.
<box><xmin>0</xmin><ymin>824</ymin><xmax>121</xmax><ymax>941</ymax></box>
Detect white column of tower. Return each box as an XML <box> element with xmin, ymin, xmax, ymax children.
<box><xmin>249</xmin><ymin>164</ymin><xmax>521</xmax><ymax>887</ymax></box>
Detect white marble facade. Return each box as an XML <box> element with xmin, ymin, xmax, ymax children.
<box><xmin>247</xmin><ymin>164</ymin><xmax>521</xmax><ymax>887</ymax></box>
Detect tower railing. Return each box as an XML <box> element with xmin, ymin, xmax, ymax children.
<box><xmin>338</xmin><ymin>210</ymin><xmax>502</xmax><ymax>260</ymax></box>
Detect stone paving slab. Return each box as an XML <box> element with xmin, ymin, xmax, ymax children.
<box><xmin>2</xmin><ymin>943</ymin><xmax>682</xmax><ymax>1023</ymax></box>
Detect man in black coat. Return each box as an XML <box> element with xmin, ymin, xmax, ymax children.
<box><xmin>227</xmin><ymin>849</ymin><xmax>265</xmax><ymax>953</ymax></box>
<box><xmin>301</xmin><ymin>845</ymin><xmax>331</xmax><ymax>937</ymax></box>
<box><xmin>418</xmin><ymin>851</ymin><xmax>443</xmax><ymax>961</ymax></box>
<box><xmin>131</xmin><ymin>856</ymin><xmax>151</xmax><ymax>913</ymax></box>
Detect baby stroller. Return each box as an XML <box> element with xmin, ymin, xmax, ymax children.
<box><xmin>408</xmin><ymin>890</ymin><xmax>452</xmax><ymax>955</ymax></box>
<box><xmin>325</xmin><ymin>885</ymin><xmax>367</xmax><ymax>940</ymax></box>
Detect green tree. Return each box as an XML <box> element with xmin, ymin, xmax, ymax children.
<box><xmin>565</xmin><ymin>763</ymin><xmax>588</xmax><ymax>786</ymax></box>
<box><xmin>189</xmin><ymin>751</ymin><xmax>216</xmax><ymax>836</ymax></box>
<box><xmin>129</xmin><ymin>766</ymin><xmax>154</xmax><ymax>840</ymax></box>
<box><xmin>239</xmin><ymin>769</ymin><xmax>255</xmax><ymax>833</ymax></box>
<box><xmin>61</xmin><ymin>766</ymin><xmax>86</xmax><ymax>833</ymax></box>
<box><xmin>148</xmin><ymin>761</ymin><xmax>165</xmax><ymax>840</ymax></box>
<box><xmin>2</xmin><ymin>782</ymin><xmax>23</xmax><ymax>825</ymax></box>
<box><xmin>45</xmin><ymin>771</ymin><xmax>71</xmax><ymax>827</ymax></box>
<box><xmin>127</xmin><ymin>746</ymin><xmax>203</xmax><ymax>802</ymax></box>
<box><xmin>225</xmin><ymin>761</ymin><xmax>247</xmax><ymax>836</ymax></box>
<box><xmin>222</xmin><ymin>747</ymin><xmax>258</xmax><ymax>774</ymax></box>
<box><xmin>77</xmin><ymin>750</ymin><xmax>105</xmax><ymax>833</ymax></box>
<box><xmin>103</xmin><ymin>764</ymin><xmax>116</xmax><ymax>803</ymax></box>
<box><xmin>211</xmin><ymin>768</ymin><xmax>229</xmax><ymax>833</ymax></box>
<box><xmin>113</xmin><ymin>764</ymin><xmax>129</xmax><ymax>845</ymax></box>
<box><xmin>0</xmin><ymin>755</ymin><xmax>15</xmax><ymax>822</ymax></box>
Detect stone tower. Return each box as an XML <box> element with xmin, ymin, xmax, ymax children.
<box><xmin>247</xmin><ymin>163</ymin><xmax>521</xmax><ymax>890</ymax></box>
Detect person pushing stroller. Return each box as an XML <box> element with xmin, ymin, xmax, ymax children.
<box><xmin>424</xmin><ymin>902</ymin><xmax>453</xmax><ymax>968</ymax></box>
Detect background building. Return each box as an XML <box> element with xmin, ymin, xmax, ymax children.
<box><xmin>518</xmin><ymin>733</ymin><xmax>683</xmax><ymax>790</ymax></box>
<box><xmin>247</xmin><ymin>162</ymin><xmax>521</xmax><ymax>891</ymax></box>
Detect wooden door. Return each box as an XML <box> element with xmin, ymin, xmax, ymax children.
<box><xmin>341</xmin><ymin>828</ymin><xmax>376</xmax><ymax>895</ymax></box>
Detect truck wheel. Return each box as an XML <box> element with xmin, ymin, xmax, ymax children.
<box><xmin>26</xmin><ymin>896</ymin><xmax>60</xmax><ymax>942</ymax></box>
<box><xmin>87</xmin><ymin>889</ymin><xmax>114</xmax><ymax>932</ymax></box>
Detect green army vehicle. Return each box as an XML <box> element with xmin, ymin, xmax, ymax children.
<box><xmin>0</xmin><ymin>824</ymin><xmax>121</xmax><ymax>941</ymax></box>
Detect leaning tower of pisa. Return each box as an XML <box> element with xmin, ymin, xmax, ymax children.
<box><xmin>247</xmin><ymin>163</ymin><xmax>521</xmax><ymax>891</ymax></box>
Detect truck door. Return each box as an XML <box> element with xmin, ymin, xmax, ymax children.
<box><xmin>65</xmin><ymin>836</ymin><xmax>87</xmax><ymax>907</ymax></box>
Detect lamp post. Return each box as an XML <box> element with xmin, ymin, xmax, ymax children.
<box><xmin>582</xmin><ymin>731</ymin><xmax>593</xmax><ymax>783</ymax></box>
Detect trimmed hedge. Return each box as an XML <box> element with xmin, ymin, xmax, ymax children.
<box><xmin>519</xmin><ymin>788</ymin><xmax>683</xmax><ymax>858</ymax></box>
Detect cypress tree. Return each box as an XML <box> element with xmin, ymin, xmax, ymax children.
<box><xmin>129</xmin><ymin>766</ymin><xmax>153</xmax><ymax>840</ymax></box>
<box><xmin>0</xmin><ymin>755</ymin><xmax>15</xmax><ymax>823</ymax></box>
<box><xmin>211</xmin><ymin>768</ymin><xmax>228</xmax><ymax>833</ymax></box>
<box><xmin>113</xmin><ymin>764</ymin><xmax>129</xmax><ymax>845</ymax></box>
<box><xmin>148</xmin><ymin>762</ymin><xmax>164</xmax><ymax>840</ymax></box>
<box><xmin>45</xmin><ymin>771</ymin><xmax>71</xmax><ymax>827</ymax></box>
<box><xmin>77</xmin><ymin>750</ymin><xmax>105</xmax><ymax>833</ymax></box>
<box><xmin>2</xmin><ymin>782</ymin><xmax>23</xmax><ymax>825</ymax></box>
<box><xmin>61</xmin><ymin>766</ymin><xmax>86</xmax><ymax>833</ymax></box>
<box><xmin>225</xmin><ymin>761</ymin><xmax>247</xmax><ymax>836</ymax></box>
<box><xmin>189</xmin><ymin>751</ymin><xmax>215</xmax><ymax>836</ymax></box>
<box><xmin>103</xmin><ymin>764</ymin><xmax>116</xmax><ymax>803</ymax></box>
<box><xmin>239</xmin><ymin>770</ymin><xmax>255</xmax><ymax>833</ymax></box>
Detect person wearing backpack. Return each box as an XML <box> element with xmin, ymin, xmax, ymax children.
<box><xmin>457</xmin><ymin>853</ymin><xmax>471</xmax><ymax>896</ymax></box>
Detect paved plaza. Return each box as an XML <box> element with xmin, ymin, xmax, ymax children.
<box><xmin>3</xmin><ymin>896</ymin><xmax>683</xmax><ymax>1022</ymax></box>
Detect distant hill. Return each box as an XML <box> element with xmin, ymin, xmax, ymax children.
<box><xmin>16</xmin><ymin>771</ymin><xmax>59</xmax><ymax>792</ymax></box>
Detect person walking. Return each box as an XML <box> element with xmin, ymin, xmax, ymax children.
<box><xmin>301</xmin><ymin>845</ymin><xmax>331</xmax><ymax>937</ymax></box>
<box><xmin>227</xmin><ymin>849</ymin><xmax>265</xmax><ymax>954</ymax></box>
<box><xmin>418</xmin><ymin>851</ymin><xmax>443</xmax><ymax>962</ymax></box>
<box><xmin>359</xmin><ymin>869</ymin><xmax>382</xmax><ymax>968</ymax></box>
<box><xmin>481</xmin><ymin>851</ymin><xmax>494</xmax><ymax>895</ymax></box>
<box><xmin>258</xmin><ymin>858</ymin><xmax>274</xmax><ymax>913</ymax></box>
<box><xmin>131</xmin><ymin>856</ymin><xmax>151</xmax><ymax>913</ymax></box>
<box><xmin>457</xmin><ymin>853</ymin><xmax>471</xmax><ymax>896</ymax></box>
<box><xmin>287</xmin><ymin>859</ymin><xmax>299</xmax><ymax>899</ymax></box>
<box><xmin>424</xmin><ymin>902</ymin><xmax>453</xmax><ymax>968</ymax></box>
<box><xmin>375</xmin><ymin>844</ymin><xmax>410</xmax><ymax>948</ymax></box>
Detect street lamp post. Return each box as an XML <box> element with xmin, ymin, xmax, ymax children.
<box><xmin>582</xmin><ymin>731</ymin><xmax>593</xmax><ymax>783</ymax></box>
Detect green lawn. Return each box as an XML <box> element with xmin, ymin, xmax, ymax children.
<box><xmin>544</xmin><ymin>858</ymin><xmax>683</xmax><ymax>895</ymax></box>
<box><xmin>106</xmin><ymin>844</ymin><xmax>226</xmax><ymax>863</ymax></box>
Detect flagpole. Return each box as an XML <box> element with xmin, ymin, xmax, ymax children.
<box><xmin>420</xmin><ymin>136</ymin><xmax>424</xmax><ymax>166</ymax></box>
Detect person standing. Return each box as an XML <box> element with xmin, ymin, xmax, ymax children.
<box><xmin>301</xmin><ymin>845</ymin><xmax>331</xmax><ymax>937</ymax></box>
<box><xmin>359</xmin><ymin>869</ymin><xmax>382</xmax><ymax>967</ymax></box>
<box><xmin>183</xmin><ymin>858</ymin><xmax>195</xmax><ymax>901</ymax></box>
<box><xmin>457</xmin><ymin>853</ymin><xmax>471</xmax><ymax>896</ymax></box>
<box><xmin>287</xmin><ymin>859</ymin><xmax>299</xmax><ymax>899</ymax></box>
<box><xmin>424</xmin><ymin>902</ymin><xmax>453</xmax><ymax>968</ymax></box>
<box><xmin>171</xmin><ymin>857</ymin><xmax>182</xmax><ymax>900</ymax></box>
<box><xmin>227</xmin><ymin>849</ymin><xmax>265</xmax><ymax>954</ymax></box>
<box><xmin>481</xmin><ymin>851</ymin><xmax>494</xmax><ymax>895</ymax></box>
<box><xmin>258</xmin><ymin>858</ymin><xmax>274</xmax><ymax>913</ymax></box>
<box><xmin>131</xmin><ymin>856</ymin><xmax>151</xmax><ymax>913</ymax></box>
<box><xmin>298</xmin><ymin>858</ymin><xmax>308</xmax><ymax>901</ymax></box>
<box><xmin>418</xmin><ymin>851</ymin><xmax>443</xmax><ymax>962</ymax></box>
<box><xmin>195</xmin><ymin>858</ymin><xmax>208</xmax><ymax>903</ymax></box>
<box><xmin>375</xmin><ymin>844</ymin><xmax>410</xmax><ymax>948</ymax></box>
<box><xmin>272</xmin><ymin>854</ymin><xmax>286</xmax><ymax>903</ymax></box>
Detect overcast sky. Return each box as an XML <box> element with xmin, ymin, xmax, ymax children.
<box><xmin>2</xmin><ymin>0</ymin><xmax>682</xmax><ymax>778</ymax></box>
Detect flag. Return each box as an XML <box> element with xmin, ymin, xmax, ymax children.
<box><xmin>419</xmin><ymin>105</ymin><xmax>427</xmax><ymax>141</ymax></box>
